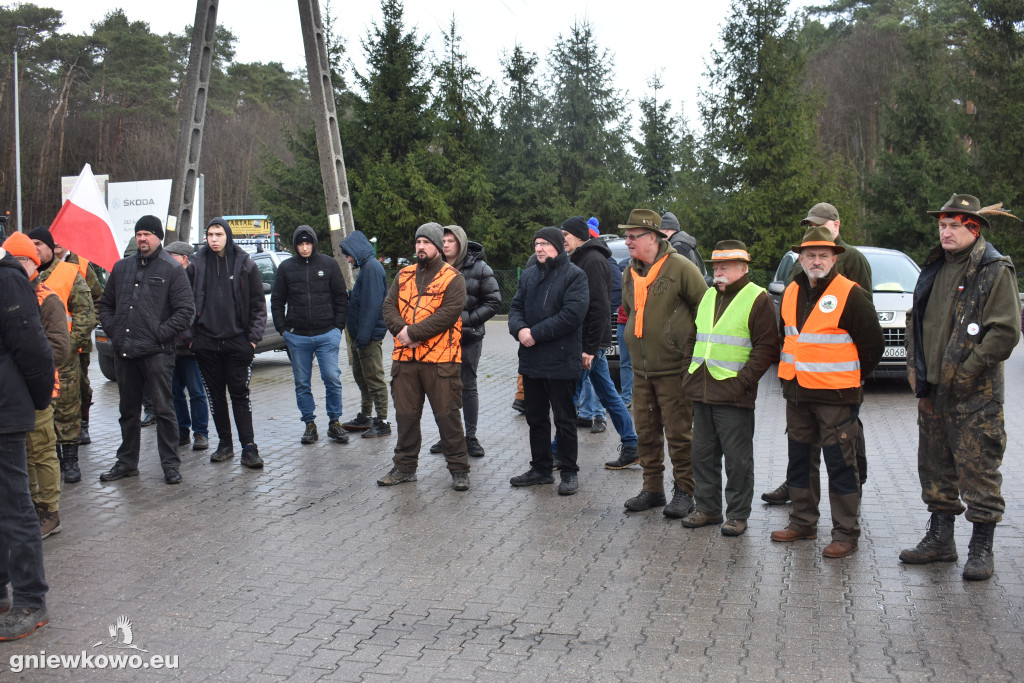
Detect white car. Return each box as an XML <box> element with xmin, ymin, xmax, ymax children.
<box><xmin>767</xmin><ymin>246</ymin><xmax>921</xmax><ymax>379</ymax></box>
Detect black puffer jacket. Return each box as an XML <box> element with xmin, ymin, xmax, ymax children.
<box><xmin>0</xmin><ymin>250</ymin><xmax>56</xmax><ymax>433</ymax></box>
<box><xmin>192</xmin><ymin>219</ymin><xmax>267</xmax><ymax>345</ymax></box>
<box><xmin>508</xmin><ymin>252</ymin><xmax>589</xmax><ymax>380</ymax></box>
<box><xmin>99</xmin><ymin>245</ymin><xmax>195</xmax><ymax>359</ymax></box>
<box><xmin>271</xmin><ymin>225</ymin><xmax>349</xmax><ymax>336</ymax></box>
<box><xmin>459</xmin><ymin>241</ymin><xmax>501</xmax><ymax>343</ymax></box>
<box><xmin>569</xmin><ymin>237</ymin><xmax>612</xmax><ymax>354</ymax></box>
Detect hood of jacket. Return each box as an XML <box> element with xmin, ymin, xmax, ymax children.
<box><xmin>463</xmin><ymin>241</ymin><xmax>485</xmax><ymax>270</ymax></box>
<box><xmin>341</xmin><ymin>230</ymin><xmax>377</xmax><ymax>267</ymax></box>
<box><xmin>293</xmin><ymin>225</ymin><xmax>319</xmax><ymax>256</ymax></box>
<box><xmin>444</xmin><ymin>225</ymin><xmax>469</xmax><ymax>269</ymax></box>
<box><xmin>571</xmin><ymin>236</ymin><xmax>612</xmax><ymax>261</ymax></box>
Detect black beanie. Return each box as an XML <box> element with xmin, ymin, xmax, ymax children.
<box><xmin>561</xmin><ymin>216</ymin><xmax>590</xmax><ymax>242</ymax></box>
<box><xmin>135</xmin><ymin>215</ymin><xmax>164</xmax><ymax>240</ymax></box>
<box><xmin>27</xmin><ymin>226</ymin><xmax>55</xmax><ymax>252</ymax></box>
<box><xmin>533</xmin><ymin>226</ymin><xmax>565</xmax><ymax>255</ymax></box>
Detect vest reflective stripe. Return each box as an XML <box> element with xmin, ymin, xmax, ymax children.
<box><xmin>392</xmin><ymin>263</ymin><xmax>462</xmax><ymax>363</ymax></box>
<box><xmin>42</xmin><ymin>261</ymin><xmax>77</xmax><ymax>332</ymax></box>
<box><xmin>688</xmin><ymin>282</ymin><xmax>763</xmax><ymax>379</ymax></box>
<box><xmin>777</xmin><ymin>275</ymin><xmax>861</xmax><ymax>390</ymax></box>
<box><xmin>34</xmin><ymin>284</ymin><xmax>61</xmax><ymax>398</ymax></box>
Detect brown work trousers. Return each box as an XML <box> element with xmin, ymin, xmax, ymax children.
<box><xmin>633</xmin><ymin>374</ymin><xmax>694</xmax><ymax>495</ymax></box>
<box><xmin>391</xmin><ymin>360</ymin><xmax>469</xmax><ymax>474</ymax></box>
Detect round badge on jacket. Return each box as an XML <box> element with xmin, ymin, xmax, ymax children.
<box><xmin>967</xmin><ymin>322</ymin><xmax>980</xmax><ymax>335</ymax></box>
<box><xmin>818</xmin><ymin>295</ymin><xmax>838</xmax><ymax>313</ymax></box>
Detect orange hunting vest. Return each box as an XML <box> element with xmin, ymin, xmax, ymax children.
<box><xmin>71</xmin><ymin>256</ymin><xmax>90</xmax><ymax>279</ymax></box>
<box><xmin>391</xmin><ymin>263</ymin><xmax>462</xmax><ymax>363</ymax></box>
<box><xmin>35</xmin><ymin>283</ymin><xmax>61</xmax><ymax>398</ymax></box>
<box><xmin>778</xmin><ymin>274</ymin><xmax>861</xmax><ymax>390</ymax></box>
<box><xmin>42</xmin><ymin>260</ymin><xmax>77</xmax><ymax>332</ymax></box>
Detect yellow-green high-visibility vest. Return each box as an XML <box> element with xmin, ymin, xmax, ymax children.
<box><xmin>688</xmin><ymin>282</ymin><xmax>763</xmax><ymax>379</ymax></box>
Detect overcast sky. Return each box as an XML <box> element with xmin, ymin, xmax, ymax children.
<box><xmin>43</xmin><ymin>0</ymin><xmax>813</xmax><ymax>126</ymax></box>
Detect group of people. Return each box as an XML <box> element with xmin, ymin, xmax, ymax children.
<box><xmin>0</xmin><ymin>192</ymin><xmax>1017</xmax><ymax>641</ymax></box>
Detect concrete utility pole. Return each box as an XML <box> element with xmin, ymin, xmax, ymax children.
<box><xmin>166</xmin><ymin>0</ymin><xmax>217</xmax><ymax>244</ymax></box>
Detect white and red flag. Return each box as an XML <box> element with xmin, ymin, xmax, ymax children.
<box><xmin>49</xmin><ymin>163</ymin><xmax>119</xmax><ymax>272</ymax></box>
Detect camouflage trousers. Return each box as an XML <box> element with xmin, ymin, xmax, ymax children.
<box><xmin>26</xmin><ymin>404</ymin><xmax>61</xmax><ymax>511</ymax></box>
<box><xmin>918</xmin><ymin>394</ymin><xmax>1005</xmax><ymax>524</ymax></box>
<box><xmin>79</xmin><ymin>351</ymin><xmax>93</xmax><ymax>421</ymax></box>
<box><xmin>55</xmin><ymin>351</ymin><xmax>82</xmax><ymax>443</ymax></box>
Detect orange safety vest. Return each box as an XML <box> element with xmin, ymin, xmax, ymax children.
<box><xmin>34</xmin><ymin>283</ymin><xmax>61</xmax><ymax>398</ymax></box>
<box><xmin>42</xmin><ymin>260</ymin><xmax>77</xmax><ymax>332</ymax></box>
<box><xmin>391</xmin><ymin>263</ymin><xmax>462</xmax><ymax>363</ymax></box>
<box><xmin>71</xmin><ymin>255</ymin><xmax>90</xmax><ymax>279</ymax></box>
<box><xmin>778</xmin><ymin>274</ymin><xmax>861</xmax><ymax>390</ymax></box>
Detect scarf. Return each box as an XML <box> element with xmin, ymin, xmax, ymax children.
<box><xmin>630</xmin><ymin>254</ymin><xmax>669</xmax><ymax>337</ymax></box>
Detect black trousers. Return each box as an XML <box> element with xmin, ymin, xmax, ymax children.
<box><xmin>113</xmin><ymin>352</ymin><xmax>179</xmax><ymax>470</ymax></box>
<box><xmin>523</xmin><ymin>376</ymin><xmax>577</xmax><ymax>473</ymax></box>
<box><xmin>193</xmin><ymin>334</ymin><xmax>256</xmax><ymax>447</ymax></box>
<box><xmin>0</xmin><ymin>432</ymin><xmax>48</xmax><ymax>608</ymax></box>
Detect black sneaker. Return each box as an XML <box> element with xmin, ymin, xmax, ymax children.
<box><xmin>342</xmin><ymin>412</ymin><xmax>373</xmax><ymax>431</ymax></box>
<box><xmin>512</xmin><ymin>398</ymin><xmax>526</xmax><ymax>414</ymax></box>
<box><xmin>510</xmin><ymin>469</ymin><xmax>555</xmax><ymax>487</ymax></box>
<box><xmin>761</xmin><ymin>482</ymin><xmax>791</xmax><ymax>505</ymax></box>
<box><xmin>210</xmin><ymin>443</ymin><xmax>234</xmax><ymax>463</ymax></box>
<box><xmin>362</xmin><ymin>417</ymin><xmax>392</xmax><ymax>438</ymax></box>
<box><xmin>301</xmin><ymin>422</ymin><xmax>319</xmax><ymax>445</ymax></box>
<box><xmin>591</xmin><ymin>415</ymin><xmax>607</xmax><ymax>433</ymax></box>
<box><xmin>164</xmin><ymin>468</ymin><xmax>183</xmax><ymax>485</ymax></box>
<box><xmin>624</xmin><ymin>490</ymin><xmax>667</xmax><ymax>511</ymax></box>
<box><xmin>452</xmin><ymin>472</ymin><xmax>470</xmax><ymax>491</ymax></box>
<box><xmin>663</xmin><ymin>484</ymin><xmax>696</xmax><ymax>519</ymax></box>
<box><xmin>558</xmin><ymin>471</ymin><xmax>579</xmax><ymax>496</ymax></box>
<box><xmin>429</xmin><ymin>440</ymin><xmax>444</xmax><ymax>454</ymax></box>
<box><xmin>240</xmin><ymin>444</ymin><xmax>263</xmax><ymax>469</ymax></box>
<box><xmin>576</xmin><ymin>416</ymin><xmax>594</xmax><ymax>429</ymax></box>
<box><xmin>0</xmin><ymin>606</ymin><xmax>48</xmax><ymax>641</ymax></box>
<box><xmin>178</xmin><ymin>429</ymin><xmax>191</xmax><ymax>447</ymax></box>
<box><xmin>327</xmin><ymin>421</ymin><xmax>349</xmax><ymax>443</ymax></box>
<box><xmin>99</xmin><ymin>462</ymin><xmax>139</xmax><ymax>482</ymax></box>
<box><xmin>604</xmin><ymin>444</ymin><xmax>639</xmax><ymax>469</ymax></box>
<box><xmin>466</xmin><ymin>436</ymin><xmax>485</xmax><ymax>458</ymax></box>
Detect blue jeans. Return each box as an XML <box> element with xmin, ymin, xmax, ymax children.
<box><xmin>172</xmin><ymin>355</ymin><xmax>209</xmax><ymax>437</ymax></box>
<box><xmin>617</xmin><ymin>322</ymin><xmax>633</xmax><ymax>405</ymax></box>
<box><xmin>582</xmin><ymin>349</ymin><xmax>637</xmax><ymax>446</ymax></box>
<box><xmin>575</xmin><ymin>375</ymin><xmax>602</xmax><ymax>420</ymax></box>
<box><xmin>284</xmin><ymin>328</ymin><xmax>343</xmax><ymax>423</ymax></box>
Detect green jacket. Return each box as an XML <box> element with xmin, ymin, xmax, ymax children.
<box><xmin>622</xmin><ymin>241</ymin><xmax>708</xmax><ymax>378</ymax></box>
<box><xmin>37</xmin><ymin>260</ymin><xmax>98</xmax><ymax>354</ymax></box>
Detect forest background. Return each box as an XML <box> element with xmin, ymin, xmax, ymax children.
<box><xmin>1</xmin><ymin>0</ymin><xmax>1022</xmax><ymax>271</ymax></box>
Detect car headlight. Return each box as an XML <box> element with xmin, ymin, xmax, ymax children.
<box><xmin>877</xmin><ymin>311</ymin><xmax>895</xmax><ymax>323</ymax></box>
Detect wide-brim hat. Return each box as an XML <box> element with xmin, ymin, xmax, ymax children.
<box><xmin>926</xmin><ymin>193</ymin><xmax>990</xmax><ymax>229</ymax></box>
<box><xmin>618</xmin><ymin>208</ymin><xmax>662</xmax><ymax>235</ymax></box>
<box><xmin>706</xmin><ymin>240</ymin><xmax>751</xmax><ymax>263</ymax></box>
<box><xmin>791</xmin><ymin>225</ymin><xmax>845</xmax><ymax>254</ymax></box>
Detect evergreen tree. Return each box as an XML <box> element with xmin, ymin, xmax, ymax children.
<box><xmin>632</xmin><ymin>73</ymin><xmax>679</xmax><ymax>206</ymax></box>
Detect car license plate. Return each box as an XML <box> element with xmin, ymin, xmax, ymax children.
<box><xmin>606</xmin><ymin>344</ymin><xmax>619</xmax><ymax>356</ymax></box>
<box><xmin>882</xmin><ymin>346</ymin><xmax>906</xmax><ymax>358</ymax></box>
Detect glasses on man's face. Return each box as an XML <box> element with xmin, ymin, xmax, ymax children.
<box><xmin>624</xmin><ymin>232</ymin><xmax>649</xmax><ymax>242</ymax></box>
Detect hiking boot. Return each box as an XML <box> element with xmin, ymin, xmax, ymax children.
<box><xmin>761</xmin><ymin>481</ymin><xmax>791</xmax><ymax>505</ymax></box>
<box><xmin>0</xmin><ymin>606</ymin><xmax>49</xmax><ymax>641</ymax></box>
<box><xmin>624</xmin><ymin>490</ymin><xmax>667</xmax><ymax>512</ymax></box>
<box><xmin>35</xmin><ymin>503</ymin><xmax>61</xmax><ymax>539</ymax></box>
<box><xmin>99</xmin><ymin>462</ymin><xmax>139</xmax><ymax>482</ymax></box>
<box><xmin>823</xmin><ymin>540</ymin><xmax>858</xmax><ymax>558</ymax></box>
<box><xmin>60</xmin><ymin>444</ymin><xmax>81</xmax><ymax>484</ymax></box>
<box><xmin>342</xmin><ymin>412</ymin><xmax>373</xmax><ymax>431</ymax></box>
<box><xmin>899</xmin><ymin>513</ymin><xmax>958</xmax><ymax>564</ymax></box>
<box><xmin>377</xmin><ymin>468</ymin><xmax>417</xmax><ymax>486</ymax></box>
<box><xmin>327</xmin><ymin>421</ymin><xmax>349</xmax><ymax>443</ymax></box>
<box><xmin>682</xmin><ymin>509</ymin><xmax>723</xmax><ymax>528</ymax></box>
<box><xmin>721</xmin><ymin>519</ymin><xmax>748</xmax><ymax>536</ymax></box>
<box><xmin>591</xmin><ymin>415</ymin><xmax>607</xmax><ymax>434</ymax></box>
<box><xmin>301</xmin><ymin>422</ymin><xmax>319</xmax><ymax>444</ymax></box>
<box><xmin>770</xmin><ymin>527</ymin><xmax>817</xmax><ymax>542</ymax></box>
<box><xmin>466</xmin><ymin>436</ymin><xmax>485</xmax><ymax>458</ymax></box>
<box><xmin>210</xmin><ymin>443</ymin><xmax>234</xmax><ymax>463</ymax></box>
<box><xmin>140</xmin><ymin>409</ymin><xmax>156</xmax><ymax>427</ymax></box>
<box><xmin>178</xmin><ymin>429</ymin><xmax>191</xmax><ymax>447</ymax></box>
<box><xmin>452</xmin><ymin>472</ymin><xmax>470</xmax><ymax>491</ymax></box>
<box><xmin>604</xmin><ymin>444</ymin><xmax>639</xmax><ymax>470</ymax></box>
<box><xmin>963</xmin><ymin>522</ymin><xmax>996</xmax><ymax>581</ymax></box>
<box><xmin>240</xmin><ymin>444</ymin><xmax>263</xmax><ymax>469</ymax></box>
<box><xmin>511</xmin><ymin>398</ymin><xmax>526</xmax><ymax>414</ymax></box>
<box><xmin>192</xmin><ymin>434</ymin><xmax>209</xmax><ymax>451</ymax></box>
<box><xmin>558</xmin><ymin>471</ymin><xmax>578</xmax><ymax>496</ymax></box>
<box><xmin>164</xmin><ymin>468</ymin><xmax>183</xmax><ymax>485</ymax></box>
<box><xmin>576</xmin><ymin>416</ymin><xmax>594</xmax><ymax>429</ymax></box>
<box><xmin>510</xmin><ymin>469</ymin><xmax>554</xmax><ymax>487</ymax></box>
<box><xmin>429</xmin><ymin>440</ymin><xmax>444</xmax><ymax>454</ymax></box>
<box><xmin>362</xmin><ymin>418</ymin><xmax>392</xmax><ymax>438</ymax></box>
<box><xmin>664</xmin><ymin>485</ymin><xmax>696</xmax><ymax>519</ymax></box>
<box><xmin>78</xmin><ymin>420</ymin><xmax>91</xmax><ymax>445</ymax></box>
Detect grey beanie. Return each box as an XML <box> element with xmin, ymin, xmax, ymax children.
<box><xmin>660</xmin><ymin>211</ymin><xmax>680</xmax><ymax>234</ymax></box>
<box><xmin>415</xmin><ymin>222</ymin><xmax>445</xmax><ymax>254</ymax></box>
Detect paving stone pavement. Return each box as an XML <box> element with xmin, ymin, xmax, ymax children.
<box><xmin>2</xmin><ymin>319</ymin><xmax>1023</xmax><ymax>681</ymax></box>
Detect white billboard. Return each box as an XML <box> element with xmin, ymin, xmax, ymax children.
<box><xmin>106</xmin><ymin>179</ymin><xmax>201</xmax><ymax>255</ymax></box>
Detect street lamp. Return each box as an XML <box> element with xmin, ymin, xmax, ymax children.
<box><xmin>13</xmin><ymin>25</ymin><xmax>29</xmax><ymax>232</ymax></box>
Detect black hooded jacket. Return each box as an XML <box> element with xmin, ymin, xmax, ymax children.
<box><xmin>271</xmin><ymin>225</ymin><xmax>349</xmax><ymax>336</ymax></box>
<box><xmin>569</xmin><ymin>237</ymin><xmax>613</xmax><ymax>354</ymax></box>
<box><xmin>191</xmin><ymin>218</ymin><xmax>267</xmax><ymax>345</ymax></box>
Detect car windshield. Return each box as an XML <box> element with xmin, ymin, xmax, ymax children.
<box><xmin>868</xmin><ymin>251</ymin><xmax>919</xmax><ymax>293</ymax></box>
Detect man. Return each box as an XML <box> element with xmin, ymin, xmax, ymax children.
<box><xmin>508</xmin><ymin>226</ymin><xmax>589</xmax><ymax>495</ymax></box>
<box><xmin>4</xmin><ymin>232</ymin><xmax>70</xmax><ymax>540</ymax></box>
<box><xmin>378</xmin><ymin>223</ymin><xmax>470</xmax><ymax>491</ymax></box>
<box><xmin>680</xmin><ymin>241</ymin><xmax>779</xmax><ymax>536</ymax></box>
<box><xmin>271</xmin><ymin>225</ymin><xmax>350</xmax><ymax>445</ymax></box>
<box><xmin>762</xmin><ymin>202</ymin><xmax>872</xmax><ymax>504</ymax></box>
<box><xmin>97</xmin><ymin>216</ymin><xmax>195</xmax><ymax>485</ymax></box>
<box><xmin>770</xmin><ymin>225</ymin><xmax>883</xmax><ymax>558</ymax></box>
<box><xmin>427</xmin><ymin>226</ymin><xmax>501</xmax><ymax>457</ymax></box>
<box><xmin>164</xmin><ymin>241</ymin><xmax>210</xmax><ymax>452</ymax></box>
<box><xmin>53</xmin><ymin>241</ymin><xmax>104</xmax><ymax>446</ymax></box>
<box><xmin>340</xmin><ymin>230</ymin><xmax>391</xmax><ymax>438</ymax></box>
<box><xmin>612</xmin><ymin>209</ymin><xmax>707</xmax><ymax>518</ymax></box>
<box><xmin>659</xmin><ymin>211</ymin><xmax>703</xmax><ymax>270</ymax></box>
<box><xmin>559</xmin><ymin>216</ymin><xmax>639</xmax><ymax>463</ymax></box>
<box><xmin>900</xmin><ymin>194</ymin><xmax>1021</xmax><ymax>581</ymax></box>
<box><xmin>191</xmin><ymin>217</ymin><xmax>267</xmax><ymax>469</ymax></box>
<box><xmin>28</xmin><ymin>227</ymin><xmax>97</xmax><ymax>485</ymax></box>
<box><xmin>0</xmin><ymin>243</ymin><xmax>55</xmax><ymax>641</ymax></box>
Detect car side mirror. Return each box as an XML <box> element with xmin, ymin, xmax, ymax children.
<box><xmin>767</xmin><ymin>281</ymin><xmax>785</xmax><ymax>296</ymax></box>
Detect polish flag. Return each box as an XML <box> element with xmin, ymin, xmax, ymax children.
<box><xmin>49</xmin><ymin>163</ymin><xmax>120</xmax><ymax>272</ymax></box>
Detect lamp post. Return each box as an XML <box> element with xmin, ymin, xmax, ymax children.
<box><xmin>13</xmin><ymin>25</ymin><xmax>29</xmax><ymax>232</ymax></box>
